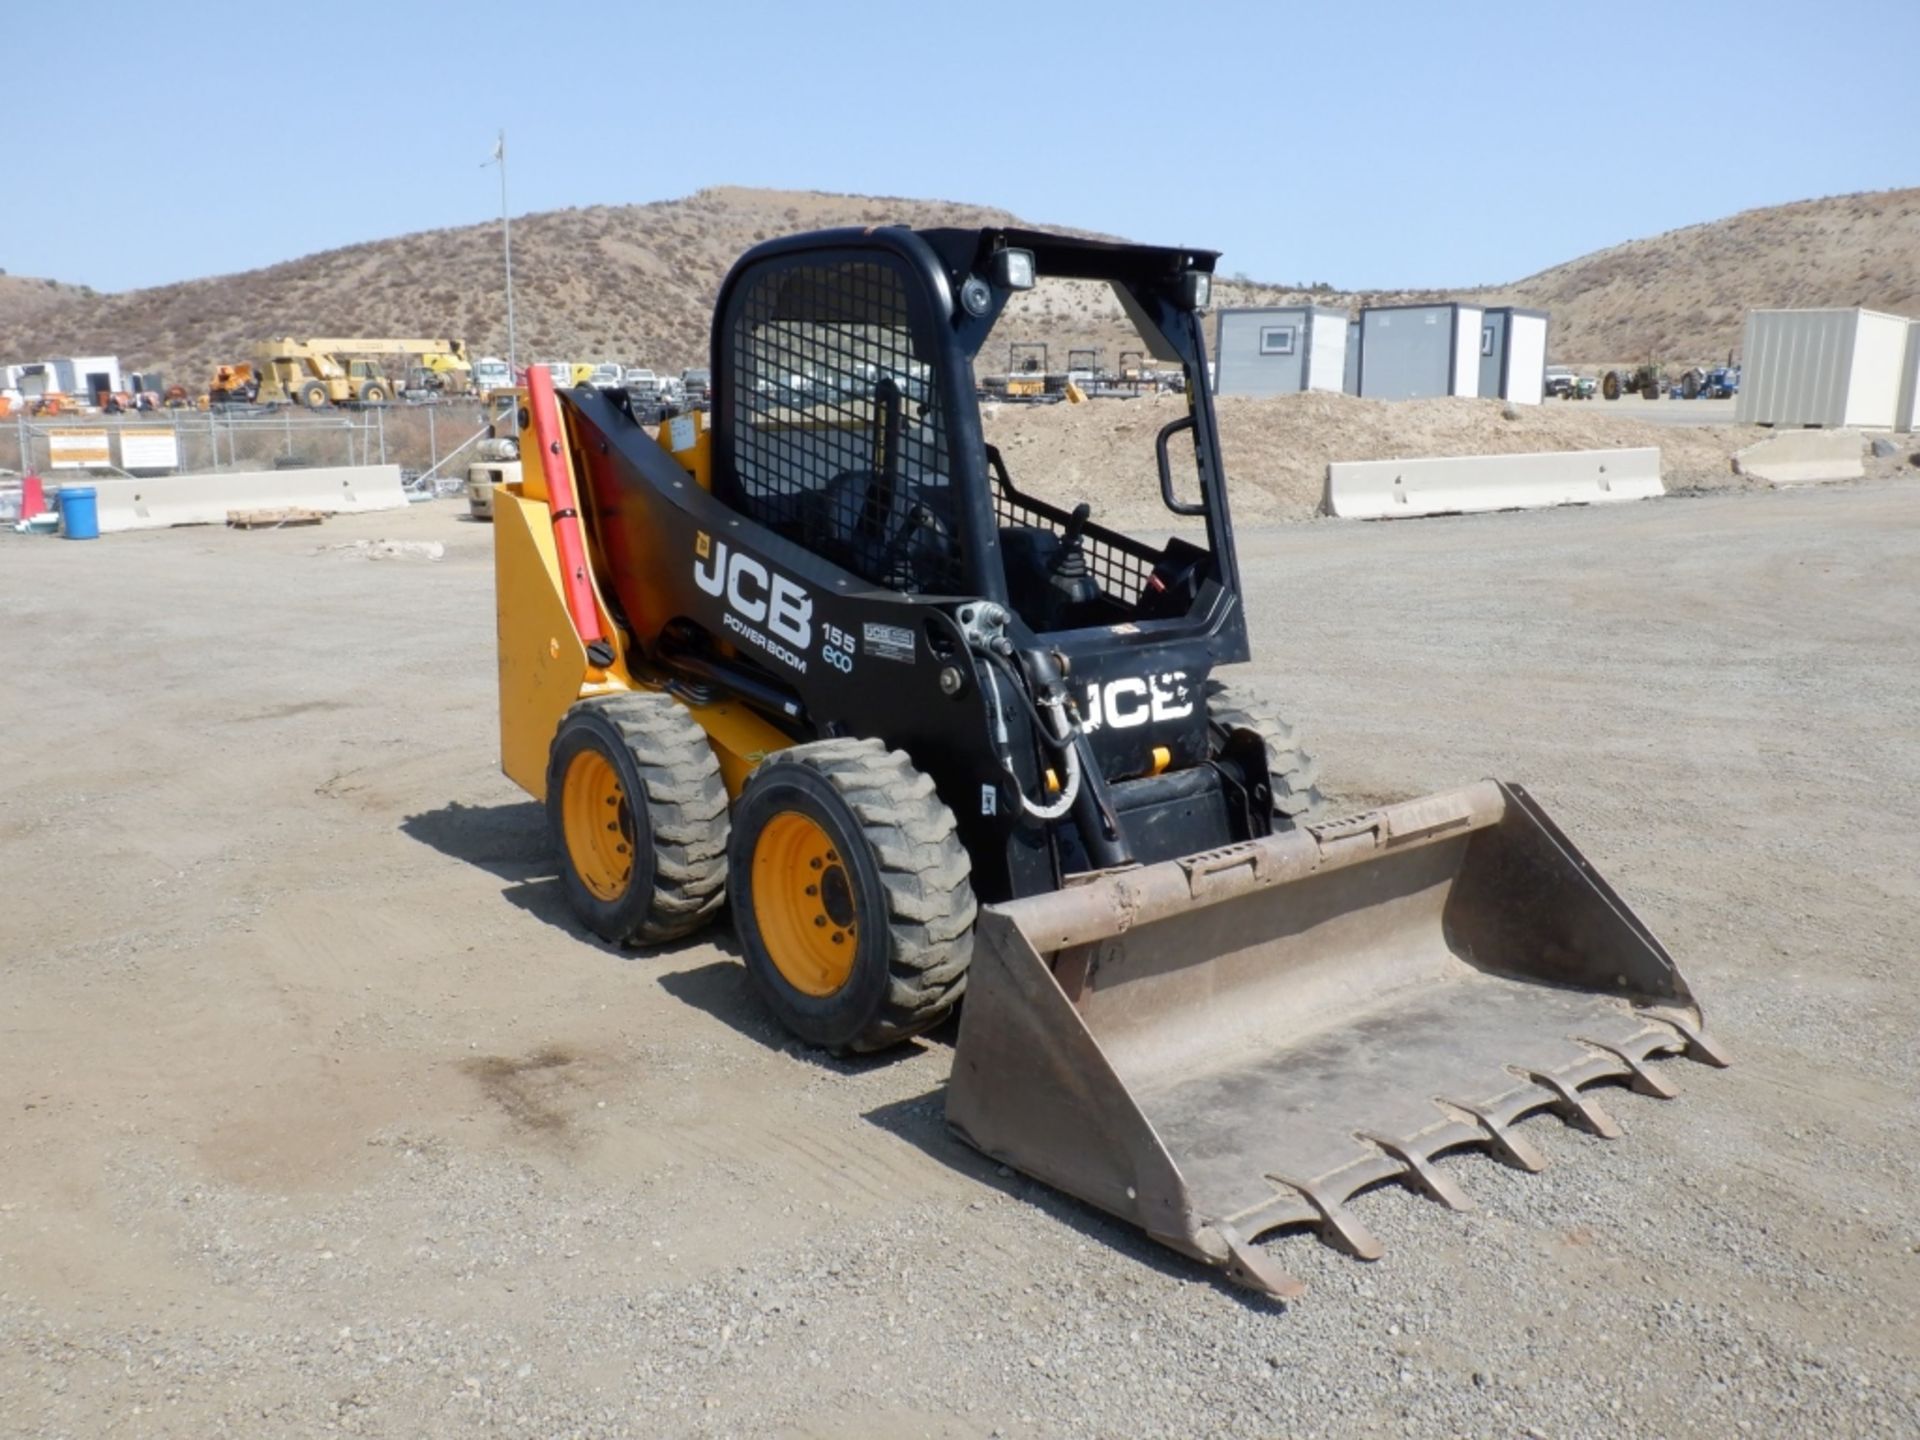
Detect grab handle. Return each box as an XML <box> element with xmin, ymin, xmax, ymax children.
<box><xmin>1155</xmin><ymin>415</ymin><xmax>1207</xmax><ymax>517</ymax></box>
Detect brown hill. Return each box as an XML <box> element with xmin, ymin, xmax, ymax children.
<box><xmin>0</xmin><ymin>274</ymin><xmax>94</xmax><ymax>330</ymax></box>
<box><xmin>1007</xmin><ymin>187</ymin><xmax>1920</xmax><ymax>369</ymax></box>
<box><xmin>4</xmin><ymin>185</ymin><xmax>1917</xmax><ymax>384</ymax></box>
<box><xmin>1486</xmin><ymin>188</ymin><xmax>1920</xmax><ymax>363</ymax></box>
<box><xmin>0</xmin><ymin>188</ymin><xmax>1043</xmax><ymax>386</ymax></box>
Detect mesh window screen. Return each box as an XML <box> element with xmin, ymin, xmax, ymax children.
<box><xmin>991</xmin><ymin>484</ymin><xmax>1159</xmax><ymax>606</ymax></box>
<box><xmin>727</xmin><ymin>257</ymin><xmax>961</xmax><ymax>594</ymax></box>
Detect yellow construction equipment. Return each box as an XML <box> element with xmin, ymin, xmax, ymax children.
<box><xmin>488</xmin><ymin>224</ymin><xmax>1726</xmax><ymax>1297</ymax></box>
<box><xmin>208</xmin><ymin>363</ymin><xmax>259</xmax><ymax>406</ymax></box>
<box><xmin>248</xmin><ymin>337</ymin><xmax>471</xmax><ymax>408</ymax></box>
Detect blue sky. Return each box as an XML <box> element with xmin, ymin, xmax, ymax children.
<box><xmin>9</xmin><ymin>0</ymin><xmax>1913</xmax><ymax>293</ymax></box>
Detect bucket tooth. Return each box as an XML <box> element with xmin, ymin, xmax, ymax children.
<box><xmin>1578</xmin><ymin>1036</ymin><xmax>1680</xmax><ymax>1099</ymax></box>
<box><xmin>1520</xmin><ymin>1068</ymin><xmax>1623</xmax><ymax>1139</ymax></box>
<box><xmin>1438</xmin><ymin>1098</ymin><xmax>1549</xmax><ymax>1173</ymax></box>
<box><xmin>1360</xmin><ymin>1133</ymin><xmax>1474</xmax><ymax>1212</ymax></box>
<box><xmin>1265</xmin><ymin>1174</ymin><xmax>1384</xmax><ymax>1261</ymax></box>
<box><xmin>1213</xmin><ymin>1225</ymin><xmax>1306</xmax><ymax>1301</ymax></box>
<box><xmin>1640</xmin><ymin>1008</ymin><xmax>1731</xmax><ymax>1068</ymax></box>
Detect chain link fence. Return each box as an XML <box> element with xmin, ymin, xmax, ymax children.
<box><xmin>5</xmin><ymin>400</ymin><xmax>499</xmax><ymax>488</ymax></box>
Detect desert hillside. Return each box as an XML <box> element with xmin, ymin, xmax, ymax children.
<box><xmin>1484</xmin><ymin>188</ymin><xmax>1920</xmax><ymax>363</ymax></box>
<box><xmin>0</xmin><ymin>188</ymin><xmax>1039</xmax><ymax>387</ymax></box>
<box><xmin>3</xmin><ymin>185</ymin><xmax>1917</xmax><ymax>383</ymax></box>
<box><xmin>0</xmin><ymin>274</ymin><xmax>94</xmax><ymax>331</ymax></box>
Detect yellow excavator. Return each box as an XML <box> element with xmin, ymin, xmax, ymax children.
<box><xmin>249</xmin><ymin>337</ymin><xmax>471</xmax><ymax>408</ymax></box>
<box><xmin>489</xmin><ymin>224</ymin><xmax>1726</xmax><ymax>1297</ymax></box>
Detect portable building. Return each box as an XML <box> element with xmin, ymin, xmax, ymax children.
<box><xmin>1344</xmin><ymin>319</ymin><xmax>1360</xmax><ymax>395</ymax></box>
<box><xmin>1897</xmin><ymin>320</ymin><xmax>1920</xmax><ymax>434</ymax></box>
<box><xmin>1477</xmin><ymin>307</ymin><xmax>1550</xmax><ymax>405</ymax></box>
<box><xmin>3</xmin><ymin>362</ymin><xmax>56</xmax><ymax>400</ymax></box>
<box><xmin>1356</xmin><ymin>303</ymin><xmax>1484</xmax><ymax>400</ymax></box>
<box><xmin>46</xmin><ymin>356</ymin><xmax>123</xmax><ymax>402</ymax></box>
<box><xmin>1735</xmin><ymin>308</ymin><xmax>1909</xmax><ymax>428</ymax></box>
<box><xmin>1212</xmin><ymin>306</ymin><xmax>1348</xmax><ymax>396</ymax></box>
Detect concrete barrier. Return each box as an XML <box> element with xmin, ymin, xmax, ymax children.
<box><xmin>1324</xmin><ymin>448</ymin><xmax>1664</xmax><ymax>520</ymax></box>
<box><xmin>1731</xmin><ymin>431</ymin><xmax>1866</xmax><ymax>485</ymax></box>
<box><xmin>86</xmin><ymin>465</ymin><xmax>409</xmax><ymax>533</ymax></box>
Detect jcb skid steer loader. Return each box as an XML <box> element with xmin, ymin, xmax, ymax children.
<box><xmin>492</xmin><ymin>225</ymin><xmax>1726</xmax><ymax>1297</ymax></box>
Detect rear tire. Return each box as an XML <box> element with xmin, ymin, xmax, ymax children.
<box><xmin>547</xmin><ymin>692</ymin><xmax>729</xmax><ymax>946</ymax></box>
<box><xmin>729</xmin><ymin>739</ymin><xmax>974</xmax><ymax>1052</ymax></box>
<box><xmin>300</xmin><ymin>379</ymin><xmax>329</xmax><ymax>409</ymax></box>
<box><xmin>1205</xmin><ymin>678</ymin><xmax>1324</xmax><ymax>827</ymax></box>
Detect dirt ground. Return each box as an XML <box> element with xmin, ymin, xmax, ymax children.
<box><xmin>980</xmin><ymin>391</ymin><xmax>1774</xmax><ymax>529</ymax></box>
<box><xmin>2</xmin><ymin>479</ymin><xmax>1918</xmax><ymax>1438</ymax></box>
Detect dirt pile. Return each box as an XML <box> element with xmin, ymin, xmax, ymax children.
<box><xmin>982</xmin><ymin>391</ymin><xmax>1753</xmax><ymax>527</ymax></box>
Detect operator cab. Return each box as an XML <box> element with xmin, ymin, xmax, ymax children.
<box><xmin>709</xmin><ymin>225</ymin><xmax>1236</xmax><ymax>644</ymax></box>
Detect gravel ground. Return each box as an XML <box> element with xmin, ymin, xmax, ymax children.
<box><xmin>2</xmin><ymin>478</ymin><xmax>1917</xmax><ymax>1438</ymax></box>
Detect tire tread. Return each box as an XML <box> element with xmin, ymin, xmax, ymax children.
<box><xmin>756</xmin><ymin>738</ymin><xmax>976</xmax><ymax>1050</ymax></box>
<box><xmin>1204</xmin><ymin>677</ymin><xmax>1325</xmax><ymax>826</ymax></box>
<box><xmin>575</xmin><ymin>691</ymin><xmax>729</xmax><ymax>944</ymax></box>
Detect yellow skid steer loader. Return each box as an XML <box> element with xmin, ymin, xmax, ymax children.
<box><xmin>491</xmin><ymin>224</ymin><xmax>1725</xmax><ymax>1296</ymax></box>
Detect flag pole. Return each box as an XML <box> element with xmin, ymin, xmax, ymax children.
<box><xmin>497</xmin><ymin>129</ymin><xmax>517</xmax><ymax>383</ymax></box>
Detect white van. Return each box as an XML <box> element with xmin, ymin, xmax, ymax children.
<box><xmin>472</xmin><ymin>357</ymin><xmax>513</xmax><ymax>391</ymax></box>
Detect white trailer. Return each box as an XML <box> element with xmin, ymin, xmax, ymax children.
<box><xmin>1735</xmin><ymin>308</ymin><xmax>1909</xmax><ymax>428</ymax></box>
<box><xmin>1212</xmin><ymin>306</ymin><xmax>1349</xmax><ymax>397</ymax></box>
<box><xmin>1897</xmin><ymin>321</ymin><xmax>1920</xmax><ymax>434</ymax></box>
<box><xmin>1356</xmin><ymin>303</ymin><xmax>1485</xmax><ymax>400</ymax></box>
<box><xmin>1478</xmin><ymin>308</ymin><xmax>1550</xmax><ymax>405</ymax></box>
<box><xmin>52</xmin><ymin>356</ymin><xmax>124</xmax><ymax>402</ymax></box>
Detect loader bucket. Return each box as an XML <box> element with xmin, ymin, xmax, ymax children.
<box><xmin>945</xmin><ymin>781</ymin><xmax>1727</xmax><ymax>1298</ymax></box>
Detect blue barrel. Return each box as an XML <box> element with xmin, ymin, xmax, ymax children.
<box><xmin>58</xmin><ymin>486</ymin><xmax>100</xmax><ymax>540</ymax></box>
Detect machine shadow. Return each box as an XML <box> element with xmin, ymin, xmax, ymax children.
<box><xmin>862</xmin><ymin>1088</ymin><xmax>1294</xmax><ymax>1315</ymax></box>
<box><xmin>656</xmin><ymin>960</ymin><xmax>942</xmax><ymax>1075</ymax></box>
<box><xmin>399</xmin><ymin>798</ymin><xmax>591</xmax><ymax>934</ymax></box>
<box><xmin>402</xmin><ymin>801</ymin><xmax>934</xmax><ymax>1070</ymax></box>
<box><xmin>400</xmin><ymin>797</ymin><xmax>548</xmax><ymax>883</ymax></box>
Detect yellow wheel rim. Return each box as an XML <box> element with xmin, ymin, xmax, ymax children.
<box><xmin>751</xmin><ymin>811</ymin><xmax>858</xmax><ymax>997</ymax></box>
<box><xmin>561</xmin><ymin>748</ymin><xmax>634</xmax><ymax>902</ymax></box>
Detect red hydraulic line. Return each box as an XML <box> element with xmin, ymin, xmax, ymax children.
<box><xmin>524</xmin><ymin>366</ymin><xmax>607</xmax><ymax>651</ymax></box>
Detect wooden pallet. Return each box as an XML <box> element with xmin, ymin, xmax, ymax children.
<box><xmin>226</xmin><ymin>507</ymin><xmax>326</xmax><ymax>530</ymax></box>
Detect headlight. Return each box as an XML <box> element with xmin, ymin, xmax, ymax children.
<box><xmin>991</xmin><ymin>248</ymin><xmax>1036</xmax><ymax>290</ymax></box>
<box><xmin>1183</xmin><ymin>270</ymin><xmax>1212</xmax><ymax>310</ymax></box>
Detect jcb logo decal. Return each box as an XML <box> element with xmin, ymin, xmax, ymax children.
<box><xmin>1081</xmin><ymin>672</ymin><xmax>1194</xmax><ymax>731</ymax></box>
<box><xmin>693</xmin><ymin>536</ymin><xmax>813</xmax><ymax>651</ymax></box>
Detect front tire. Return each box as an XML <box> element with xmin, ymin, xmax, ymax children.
<box><xmin>1205</xmin><ymin>677</ymin><xmax>1324</xmax><ymax>827</ymax></box>
<box><xmin>729</xmin><ymin>739</ymin><xmax>974</xmax><ymax>1052</ymax></box>
<box><xmin>547</xmin><ymin>693</ymin><xmax>729</xmax><ymax>945</ymax></box>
